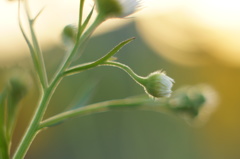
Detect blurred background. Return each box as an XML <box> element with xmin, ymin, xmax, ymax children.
<box><xmin>1</xmin><ymin>0</ymin><xmax>240</xmax><ymax>158</ymax></box>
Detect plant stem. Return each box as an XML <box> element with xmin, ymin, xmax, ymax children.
<box><xmin>12</xmin><ymin>75</ymin><xmax>61</xmax><ymax>159</ymax></box>
<box><xmin>77</xmin><ymin>0</ymin><xmax>85</xmax><ymax>40</ymax></box>
<box><xmin>63</xmin><ymin>14</ymin><xmax>104</xmax><ymax>71</ymax></box>
<box><xmin>24</xmin><ymin>0</ymin><xmax>48</xmax><ymax>89</ymax></box>
<box><xmin>18</xmin><ymin>1</ymin><xmax>45</xmax><ymax>89</ymax></box>
<box><xmin>39</xmin><ymin>97</ymin><xmax>152</xmax><ymax>129</ymax></box>
<box><xmin>102</xmin><ymin>61</ymin><xmax>145</xmax><ymax>85</ymax></box>
<box><xmin>13</xmin><ymin>15</ymin><xmax>104</xmax><ymax>159</ymax></box>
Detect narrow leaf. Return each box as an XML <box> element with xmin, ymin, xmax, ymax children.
<box><xmin>0</xmin><ymin>90</ymin><xmax>9</xmax><ymax>159</ymax></box>
<box><xmin>32</xmin><ymin>7</ymin><xmax>45</xmax><ymax>24</ymax></box>
<box><xmin>79</xmin><ymin>6</ymin><xmax>95</xmax><ymax>37</ymax></box>
<box><xmin>64</xmin><ymin>37</ymin><xmax>135</xmax><ymax>76</ymax></box>
<box><xmin>77</xmin><ymin>0</ymin><xmax>85</xmax><ymax>40</ymax></box>
<box><xmin>18</xmin><ymin>0</ymin><xmax>38</xmax><ymax>69</ymax></box>
<box><xmin>0</xmin><ymin>91</ymin><xmax>7</xmax><ymax>133</ymax></box>
<box><xmin>95</xmin><ymin>37</ymin><xmax>135</xmax><ymax>63</ymax></box>
<box><xmin>24</xmin><ymin>0</ymin><xmax>48</xmax><ymax>88</ymax></box>
<box><xmin>18</xmin><ymin>0</ymin><xmax>47</xmax><ymax>88</ymax></box>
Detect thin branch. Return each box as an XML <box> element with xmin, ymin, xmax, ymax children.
<box><xmin>39</xmin><ymin>97</ymin><xmax>154</xmax><ymax>129</ymax></box>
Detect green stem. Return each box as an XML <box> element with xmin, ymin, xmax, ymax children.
<box><xmin>102</xmin><ymin>61</ymin><xmax>145</xmax><ymax>85</ymax></box>
<box><xmin>39</xmin><ymin>97</ymin><xmax>152</xmax><ymax>129</ymax></box>
<box><xmin>64</xmin><ymin>62</ymin><xmax>101</xmax><ymax>76</ymax></box>
<box><xmin>77</xmin><ymin>0</ymin><xmax>85</xmax><ymax>40</ymax></box>
<box><xmin>18</xmin><ymin>1</ymin><xmax>45</xmax><ymax>89</ymax></box>
<box><xmin>62</xmin><ymin>14</ymin><xmax>104</xmax><ymax>71</ymax></box>
<box><xmin>12</xmin><ymin>75</ymin><xmax>61</xmax><ymax>159</ymax></box>
<box><xmin>13</xmin><ymin>15</ymin><xmax>104</xmax><ymax>159</ymax></box>
<box><xmin>24</xmin><ymin>0</ymin><xmax>48</xmax><ymax>89</ymax></box>
<box><xmin>64</xmin><ymin>61</ymin><xmax>145</xmax><ymax>86</ymax></box>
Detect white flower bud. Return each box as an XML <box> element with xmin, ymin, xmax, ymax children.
<box><xmin>103</xmin><ymin>62</ymin><xmax>174</xmax><ymax>98</ymax></box>
<box><xmin>142</xmin><ymin>71</ymin><xmax>174</xmax><ymax>98</ymax></box>
<box><xmin>94</xmin><ymin>0</ymin><xmax>141</xmax><ymax>18</ymax></box>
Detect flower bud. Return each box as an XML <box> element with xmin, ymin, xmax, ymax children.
<box><xmin>62</xmin><ymin>24</ymin><xmax>77</xmax><ymax>47</ymax></box>
<box><xmin>168</xmin><ymin>84</ymin><xmax>218</xmax><ymax>126</ymax></box>
<box><xmin>103</xmin><ymin>62</ymin><xmax>174</xmax><ymax>98</ymax></box>
<box><xmin>94</xmin><ymin>0</ymin><xmax>141</xmax><ymax>18</ymax></box>
<box><xmin>142</xmin><ymin>71</ymin><xmax>174</xmax><ymax>98</ymax></box>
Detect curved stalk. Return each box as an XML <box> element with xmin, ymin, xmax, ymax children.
<box><xmin>102</xmin><ymin>61</ymin><xmax>145</xmax><ymax>85</ymax></box>
<box><xmin>39</xmin><ymin>97</ymin><xmax>152</xmax><ymax>129</ymax></box>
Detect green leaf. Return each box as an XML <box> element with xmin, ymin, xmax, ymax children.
<box><xmin>18</xmin><ymin>0</ymin><xmax>48</xmax><ymax>89</ymax></box>
<box><xmin>78</xmin><ymin>6</ymin><xmax>95</xmax><ymax>38</ymax></box>
<box><xmin>64</xmin><ymin>37</ymin><xmax>135</xmax><ymax>76</ymax></box>
<box><xmin>0</xmin><ymin>90</ymin><xmax>9</xmax><ymax>159</ymax></box>
<box><xmin>0</xmin><ymin>90</ymin><xmax>7</xmax><ymax>135</ymax></box>
<box><xmin>77</xmin><ymin>0</ymin><xmax>85</xmax><ymax>39</ymax></box>
<box><xmin>97</xmin><ymin>37</ymin><xmax>135</xmax><ymax>63</ymax></box>
<box><xmin>32</xmin><ymin>7</ymin><xmax>45</xmax><ymax>24</ymax></box>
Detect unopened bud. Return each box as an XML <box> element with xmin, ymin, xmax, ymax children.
<box><xmin>62</xmin><ymin>24</ymin><xmax>77</xmax><ymax>47</ymax></box>
<box><xmin>105</xmin><ymin>62</ymin><xmax>174</xmax><ymax>98</ymax></box>
<box><xmin>141</xmin><ymin>71</ymin><xmax>174</xmax><ymax>98</ymax></box>
<box><xmin>94</xmin><ymin>0</ymin><xmax>142</xmax><ymax>18</ymax></box>
<box><xmin>168</xmin><ymin>84</ymin><xmax>218</xmax><ymax>126</ymax></box>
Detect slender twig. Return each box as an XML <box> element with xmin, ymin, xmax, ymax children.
<box><xmin>18</xmin><ymin>1</ymin><xmax>43</xmax><ymax>88</ymax></box>
<box><xmin>39</xmin><ymin>97</ymin><xmax>153</xmax><ymax>129</ymax></box>
<box><xmin>24</xmin><ymin>0</ymin><xmax>48</xmax><ymax>89</ymax></box>
<box><xmin>76</xmin><ymin>0</ymin><xmax>85</xmax><ymax>40</ymax></box>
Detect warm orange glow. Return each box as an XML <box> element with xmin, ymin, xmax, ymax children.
<box><xmin>137</xmin><ymin>0</ymin><xmax>240</xmax><ymax>66</ymax></box>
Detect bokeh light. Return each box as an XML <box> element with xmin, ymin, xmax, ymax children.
<box><xmin>137</xmin><ymin>0</ymin><xmax>240</xmax><ymax>66</ymax></box>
